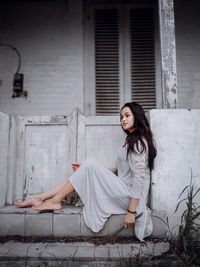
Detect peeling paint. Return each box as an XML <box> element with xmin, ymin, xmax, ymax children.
<box><xmin>159</xmin><ymin>0</ymin><xmax>178</xmax><ymax>108</ymax></box>
<box><xmin>0</xmin><ymin>112</ymin><xmax>10</xmax><ymax>206</ymax></box>
<box><xmin>22</xmin><ymin>118</ymin><xmax>70</xmax><ymax>201</ymax></box>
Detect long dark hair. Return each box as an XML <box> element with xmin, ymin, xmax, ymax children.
<box><xmin>120</xmin><ymin>102</ymin><xmax>157</xmax><ymax>171</ymax></box>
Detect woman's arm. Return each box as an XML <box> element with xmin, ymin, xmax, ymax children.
<box><xmin>128</xmin><ymin>142</ymin><xmax>147</xmax><ymax>199</ymax></box>
<box><xmin>124</xmin><ymin>141</ymin><xmax>148</xmax><ymax>228</ymax></box>
<box><xmin>124</xmin><ymin>197</ymin><xmax>138</xmax><ymax>228</ymax></box>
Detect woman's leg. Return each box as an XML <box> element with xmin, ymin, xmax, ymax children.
<box><xmin>32</xmin><ymin>179</ymin><xmax>74</xmax><ymax>210</ymax></box>
<box><xmin>14</xmin><ymin>179</ymin><xmax>72</xmax><ymax>208</ymax></box>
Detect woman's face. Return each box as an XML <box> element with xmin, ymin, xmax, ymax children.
<box><xmin>120</xmin><ymin>106</ymin><xmax>135</xmax><ymax>133</ymax></box>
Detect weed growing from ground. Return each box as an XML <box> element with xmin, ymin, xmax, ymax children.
<box><xmin>174</xmin><ymin>174</ymin><xmax>200</xmax><ymax>266</ymax></box>
<box><xmin>155</xmin><ymin>171</ymin><xmax>200</xmax><ymax>266</ymax></box>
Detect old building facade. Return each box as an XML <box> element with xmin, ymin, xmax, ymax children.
<box><xmin>0</xmin><ymin>0</ymin><xmax>200</xmax><ymax>237</ymax></box>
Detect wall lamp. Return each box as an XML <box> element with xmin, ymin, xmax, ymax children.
<box><xmin>0</xmin><ymin>43</ymin><xmax>27</xmax><ymax>98</ymax></box>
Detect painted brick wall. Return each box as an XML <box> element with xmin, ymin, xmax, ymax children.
<box><xmin>0</xmin><ymin>0</ymin><xmax>200</xmax><ymax>115</ymax></box>
<box><xmin>0</xmin><ymin>0</ymin><xmax>83</xmax><ymax>115</ymax></box>
<box><xmin>175</xmin><ymin>0</ymin><xmax>200</xmax><ymax>108</ymax></box>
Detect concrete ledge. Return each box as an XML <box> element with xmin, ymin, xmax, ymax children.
<box><xmin>54</xmin><ymin>213</ymin><xmax>81</xmax><ymax>236</ymax></box>
<box><xmin>0</xmin><ymin>206</ymin><xmax>167</xmax><ymax>238</ymax></box>
<box><xmin>25</xmin><ymin>213</ymin><xmax>53</xmax><ymax>236</ymax></box>
<box><xmin>0</xmin><ymin>214</ymin><xmax>25</xmax><ymax>236</ymax></box>
<box><xmin>0</xmin><ymin>240</ymin><xmax>186</xmax><ymax>267</ymax></box>
<box><xmin>0</xmin><ymin>240</ymin><xmax>171</xmax><ymax>261</ymax></box>
<box><xmin>151</xmin><ymin>210</ymin><xmax>168</xmax><ymax>239</ymax></box>
<box><xmin>80</xmin><ymin>216</ymin><xmax>109</xmax><ymax>237</ymax></box>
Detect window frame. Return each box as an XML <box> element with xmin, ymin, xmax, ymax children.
<box><xmin>83</xmin><ymin>1</ymin><xmax>161</xmax><ymax>116</ymax></box>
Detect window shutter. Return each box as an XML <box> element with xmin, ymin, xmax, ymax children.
<box><xmin>130</xmin><ymin>9</ymin><xmax>156</xmax><ymax>111</ymax></box>
<box><xmin>95</xmin><ymin>9</ymin><xmax>120</xmax><ymax>115</ymax></box>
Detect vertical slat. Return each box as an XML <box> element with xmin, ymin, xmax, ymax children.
<box><xmin>130</xmin><ymin>9</ymin><xmax>156</xmax><ymax>111</ymax></box>
<box><xmin>95</xmin><ymin>9</ymin><xmax>120</xmax><ymax>115</ymax></box>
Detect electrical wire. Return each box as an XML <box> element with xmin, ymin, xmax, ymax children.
<box><xmin>0</xmin><ymin>43</ymin><xmax>21</xmax><ymax>73</ymax></box>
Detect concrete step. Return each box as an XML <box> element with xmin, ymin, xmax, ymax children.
<box><xmin>0</xmin><ymin>205</ymin><xmax>167</xmax><ymax>238</ymax></box>
<box><xmin>0</xmin><ymin>240</ymin><xmax>179</xmax><ymax>267</ymax></box>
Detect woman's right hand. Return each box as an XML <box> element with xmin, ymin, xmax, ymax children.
<box><xmin>72</xmin><ymin>163</ymin><xmax>82</xmax><ymax>172</ymax></box>
<box><xmin>124</xmin><ymin>212</ymin><xmax>136</xmax><ymax>229</ymax></box>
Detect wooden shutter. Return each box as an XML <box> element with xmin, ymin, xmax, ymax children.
<box><xmin>130</xmin><ymin>9</ymin><xmax>156</xmax><ymax>111</ymax></box>
<box><xmin>95</xmin><ymin>9</ymin><xmax>120</xmax><ymax>115</ymax></box>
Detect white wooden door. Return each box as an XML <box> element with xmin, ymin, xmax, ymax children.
<box><xmin>6</xmin><ymin>109</ymin><xmax>78</xmax><ymax>204</ymax></box>
<box><xmin>4</xmin><ymin>108</ymin><xmax>124</xmax><ymax>205</ymax></box>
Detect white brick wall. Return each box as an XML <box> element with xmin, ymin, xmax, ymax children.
<box><xmin>175</xmin><ymin>0</ymin><xmax>200</xmax><ymax>108</ymax></box>
<box><xmin>0</xmin><ymin>0</ymin><xmax>200</xmax><ymax>115</ymax></box>
<box><xmin>0</xmin><ymin>0</ymin><xmax>84</xmax><ymax>115</ymax></box>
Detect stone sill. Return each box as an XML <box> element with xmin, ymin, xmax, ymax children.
<box><xmin>0</xmin><ymin>205</ymin><xmax>166</xmax><ymax>238</ymax></box>
<box><xmin>0</xmin><ymin>240</ymin><xmax>171</xmax><ymax>261</ymax></box>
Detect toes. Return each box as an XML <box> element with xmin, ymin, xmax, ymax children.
<box><xmin>31</xmin><ymin>203</ymin><xmax>61</xmax><ymax>211</ymax></box>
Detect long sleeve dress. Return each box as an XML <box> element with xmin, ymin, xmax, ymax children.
<box><xmin>69</xmin><ymin>141</ymin><xmax>153</xmax><ymax>241</ymax></box>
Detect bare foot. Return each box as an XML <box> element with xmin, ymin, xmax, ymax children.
<box><xmin>32</xmin><ymin>200</ymin><xmax>62</xmax><ymax>211</ymax></box>
<box><xmin>14</xmin><ymin>197</ymin><xmax>43</xmax><ymax>208</ymax></box>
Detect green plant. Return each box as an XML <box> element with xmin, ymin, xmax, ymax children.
<box><xmin>173</xmin><ymin>173</ymin><xmax>200</xmax><ymax>266</ymax></box>
<box><xmin>155</xmin><ymin>171</ymin><xmax>200</xmax><ymax>266</ymax></box>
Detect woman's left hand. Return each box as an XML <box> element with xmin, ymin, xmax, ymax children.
<box><xmin>124</xmin><ymin>212</ymin><xmax>135</xmax><ymax>229</ymax></box>
<box><xmin>72</xmin><ymin>163</ymin><xmax>82</xmax><ymax>172</ymax></box>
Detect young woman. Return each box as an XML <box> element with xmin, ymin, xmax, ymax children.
<box><xmin>14</xmin><ymin>102</ymin><xmax>157</xmax><ymax>241</ymax></box>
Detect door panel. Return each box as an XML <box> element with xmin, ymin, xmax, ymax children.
<box><xmin>24</xmin><ymin>125</ymin><xmax>69</xmax><ymax>197</ymax></box>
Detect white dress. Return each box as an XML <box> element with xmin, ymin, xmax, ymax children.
<box><xmin>69</xmin><ymin>141</ymin><xmax>153</xmax><ymax>241</ymax></box>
